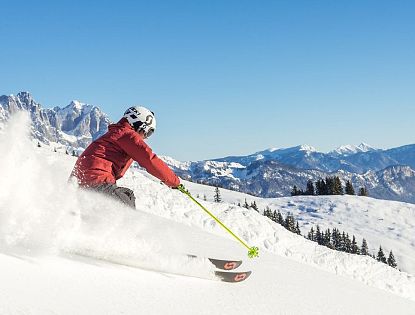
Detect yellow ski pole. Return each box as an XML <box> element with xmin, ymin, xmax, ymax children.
<box><xmin>177</xmin><ymin>185</ymin><xmax>259</xmax><ymax>258</ymax></box>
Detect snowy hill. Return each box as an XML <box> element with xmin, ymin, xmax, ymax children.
<box><xmin>1</xmin><ymin>113</ymin><xmax>415</xmax><ymax>314</ymax></box>
<box><xmin>188</xmin><ymin>184</ymin><xmax>415</xmax><ymax>275</ymax></box>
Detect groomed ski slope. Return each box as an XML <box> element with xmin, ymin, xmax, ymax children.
<box><xmin>1</xmin><ymin>113</ymin><xmax>415</xmax><ymax>315</ymax></box>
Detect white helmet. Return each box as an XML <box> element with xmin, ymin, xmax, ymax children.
<box><xmin>123</xmin><ymin>106</ymin><xmax>156</xmax><ymax>138</ymax></box>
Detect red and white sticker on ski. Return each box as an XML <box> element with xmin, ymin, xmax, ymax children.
<box><xmin>214</xmin><ymin>270</ymin><xmax>252</xmax><ymax>283</ymax></box>
<box><xmin>187</xmin><ymin>255</ymin><xmax>243</xmax><ymax>271</ymax></box>
<box><xmin>209</xmin><ymin>258</ymin><xmax>242</xmax><ymax>271</ymax></box>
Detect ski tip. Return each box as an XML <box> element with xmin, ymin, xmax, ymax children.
<box><xmin>214</xmin><ymin>270</ymin><xmax>252</xmax><ymax>283</ymax></box>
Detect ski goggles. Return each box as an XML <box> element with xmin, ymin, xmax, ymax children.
<box><xmin>144</xmin><ymin>127</ymin><xmax>155</xmax><ymax>139</ymax></box>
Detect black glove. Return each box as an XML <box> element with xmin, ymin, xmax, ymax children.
<box><xmin>174</xmin><ymin>184</ymin><xmax>186</xmax><ymax>191</ymax></box>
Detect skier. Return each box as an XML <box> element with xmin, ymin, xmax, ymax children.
<box><xmin>70</xmin><ymin>106</ymin><xmax>181</xmax><ymax>208</ymax></box>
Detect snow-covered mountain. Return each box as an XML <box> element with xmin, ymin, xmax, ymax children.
<box><xmin>1</xmin><ymin>114</ymin><xmax>415</xmax><ymax>314</ymax></box>
<box><xmin>209</xmin><ymin>143</ymin><xmax>413</xmax><ymax>173</ymax></box>
<box><xmin>0</xmin><ymin>92</ymin><xmax>111</xmax><ymax>149</ymax></box>
<box><xmin>330</xmin><ymin>142</ymin><xmax>378</xmax><ymax>156</ymax></box>
<box><xmin>164</xmin><ymin>155</ymin><xmax>415</xmax><ymax>203</ymax></box>
<box><xmin>2</xmin><ymin>91</ymin><xmax>415</xmax><ymax>204</ymax></box>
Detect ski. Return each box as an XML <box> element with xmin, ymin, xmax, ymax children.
<box><xmin>187</xmin><ymin>254</ymin><xmax>242</xmax><ymax>271</ymax></box>
<box><xmin>70</xmin><ymin>251</ymin><xmax>251</xmax><ymax>283</ymax></box>
<box><xmin>214</xmin><ymin>270</ymin><xmax>252</xmax><ymax>283</ymax></box>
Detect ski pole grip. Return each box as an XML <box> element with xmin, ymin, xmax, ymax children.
<box><xmin>177</xmin><ymin>184</ymin><xmax>188</xmax><ymax>194</ymax></box>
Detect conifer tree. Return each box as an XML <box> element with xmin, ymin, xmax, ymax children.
<box><xmin>387</xmin><ymin>251</ymin><xmax>397</xmax><ymax>268</ymax></box>
<box><xmin>269</xmin><ymin>209</ymin><xmax>276</xmax><ymax>222</ymax></box>
<box><xmin>315</xmin><ymin>225</ymin><xmax>322</xmax><ymax>245</ymax></box>
<box><xmin>360</xmin><ymin>238</ymin><xmax>369</xmax><ymax>255</ymax></box>
<box><xmin>263</xmin><ymin>206</ymin><xmax>272</xmax><ymax>218</ymax></box>
<box><xmin>345</xmin><ymin>180</ymin><xmax>355</xmax><ymax>195</ymax></box>
<box><xmin>284</xmin><ymin>213</ymin><xmax>296</xmax><ymax>232</ymax></box>
<box><xmin>243</xmin><ymin>199</ymin><xmax>250</xmax><ymax>209</ymax></box>
<box><xmin>277</xmin><ymin>211</ymin><xmax>284</xmax><ymax>225</ymax></box>
<box><xmin>359</xmin><ymin>187</ymin><xmax>369</xmax><ymax>197</ymax></box>
<box><xmin>334</xmin><ymin>228</ymin><xmax>342</xmax><ymax>250</ymax></box>
<box><xmin>377</xmin><ymin>246</ymin><xmax>387</xmax><ymax>264</ymax></box>
<box><xmin>326</xmin><ymin>176</ymin><xmax>335</xmax><ymax>195</ymax></box>
<box><xmin>295</xmin><ymin>222</ymin><xmax>301</xmax><ymax>235</ymax></box>
<box><xmin>291</xmin><ymin>185</ymin><xmax>300</xmax><ymax>196</ymax></box>
<box><xmin>315</xmin><ymin>179</ymin><xmax>327</xmax><ymax>195</ymax></box>
<box><xmin>269</xmin><ymin>210</ymin><xmax>276</xmax><ymax>223</ymax></box>
<box><xmin>214</xmin><ymin>187</ymin><xmax>222</xmax><ymax>203</ymax></box>
<box><xmin>250</xmin><ymin>201</ymin><xmax>259</xmax><ymax>212</ymax></box>
<box><xmin>333</xmin><ymin>177</ymin><xmax>344</xmax><ymax>195</ymax></box>
<box><xmin>315</xmin><ymin>180</ymin><xmax>322</xmax><ymax>195</ymax></box>
<box><xmin>323</xmin><ymin>229</ymin><xmax>332</xmax><ymax>248</ymax></box>
<box><xmin>351</xmin><ymin>235</ymin><xmax>360</xmax><ymax>254</ymax></box>
<box><xmin>322</xmin><ymin>178</ymin><xmax>329</xmax><ymax>195</ymax></box>
<box><xmin>345</xmin><ymin>233</ymin><xmax>352</xmax><ymax>253</ymax></box>
<box><xmin>37</xmin><ymin>141</ymin><xmax>41</xmax><ymax>148</ymax></box>
<box><xmin>331</xmin><ymin>228</ymin><xmax>338</xmax><ymax>249</ymax></box>
<box><xmin>339</xmin><ymin>232</ymin><xmax>347</xmax><ymax>251</ymax></box>
<box><xmin>203</xmin><ymin>194</ymin><xmax>207</xmax><ymax>201</ymax></box>
<box><xmin>308</xmin><ymin>226</ymin><xmax>315</xmax><ymax>241</ymax></box>
<box><xmin>305</xmin><ymin>180</ymin><xmax>315</xmax><ymax>196</ymax></box>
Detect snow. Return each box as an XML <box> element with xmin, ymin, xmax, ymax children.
<box><xmin>160</xmin><ymin>155</ymin><xmax>191</xmax><ymax>170</ymax></box>
<box><xmin>1</xmin><ymin>113</ymin><xmax>415</xmax><ymax>314</ymax></box>
<box><xmin>62</xmin><ymin>100</ymin><xmax>92</xmax><ymax>113</ymax></box>
<box><xmin>189</xmin><ymin>184</ymin><xmax>415</xmax><ymax>275</ymax></box>
<box><xmin>258</xmin><ymin>144</ymin><xmax>318</xmax><ymax>157</ymax></box>
<box><xmin>331</xmin><ymin>142</ymin><xmax>378</xmax><ymax>156</ymax></box>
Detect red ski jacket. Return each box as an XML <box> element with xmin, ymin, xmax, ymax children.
<box><xmin>71</xmin><ymin>118</ymin><xmax>180</xmax><ymax>188</ymax></box>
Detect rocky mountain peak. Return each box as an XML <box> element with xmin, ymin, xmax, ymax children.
<box><xmin>16</xmin><ymin>91</ymin><xmax>33</xmax><ymax>103</ymax></box>
<box><xmin>0</xmin><ymin>91</ymin><xmax>112</xmax><ymax>149</ymax></box>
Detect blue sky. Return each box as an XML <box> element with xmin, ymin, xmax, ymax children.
<box><xmin>1</xmin><ymin>0</ymin><xmax>414</xmax><ymax>160</ymax></box>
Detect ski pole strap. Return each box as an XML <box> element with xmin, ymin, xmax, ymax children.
<box><xmin>177</xmin><ymin>185</ymin><xmax>259</xmax><ymax>258</ymax></box>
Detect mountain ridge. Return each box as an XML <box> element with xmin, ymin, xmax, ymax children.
<box><xmin>0</xmin><ymin>92</ymin><xmax>111</xmax><ymax>149</ymax></box>
<box><xmin>1</xmin><ymin>91</ymin><xmax>415</xmax><ymax>203</ymax></box>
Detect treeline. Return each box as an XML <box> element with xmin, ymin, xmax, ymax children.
<box><xmin>263</xmin><ymin>207</ymin><xmax>301</xmax><ymax>235</ymax></box>
<box><xmin>291</xmin><ymin>177</ymin><xmax>368</xmax><ymax>197</ymax></box>
<box><xmin>189</xmin><ymin>187</ymin><xmax>398</xmax><ymax>270</ymax></box>
<box><xmin>306</xmin><ymin>225</ymin><xmax>398</xmax><ymax>269</ymax></box>
<box><xmin>260</xmin><ymin>205</ymin><xmax>398</xmax><ymax>269</ymax></box>
<box><xmin>237</xmin><ymin>198</ymin><xmax>259</xmax><ymax>211</ymax></box>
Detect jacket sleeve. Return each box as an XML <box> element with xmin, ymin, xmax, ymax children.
<box><xmin>116</xmin><ymin>131</ymin><xmax>180</xmax><ymax>188</ymax></box>
<box><xmin>119</xmin><ymin>159</ymin><xmax>134</xmax><ymax>179</ymax></box>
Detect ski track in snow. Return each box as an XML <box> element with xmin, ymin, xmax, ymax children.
<box><xmin>1</xmin><ymin>113</ymin><xmax>415</xmax><ymax>314</ymax></box>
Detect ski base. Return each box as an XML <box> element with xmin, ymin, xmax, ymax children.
<box><xmin>187</xmin><ymin>254</ymin><xmax>242</xmax><ymax>271</ymax></box>
<box><xmin>214</xmin><ymin>270</ymin><xmax>252</xmax><ymax>283</ymax></box>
